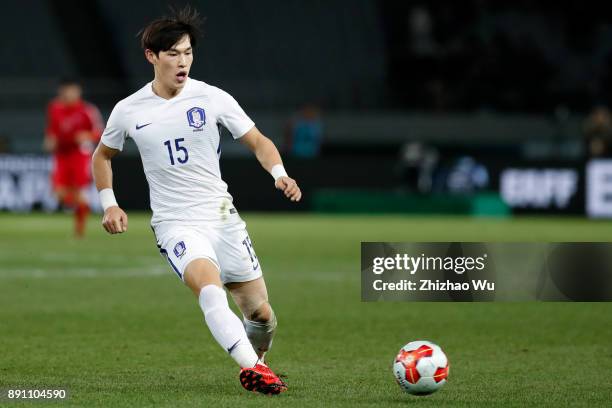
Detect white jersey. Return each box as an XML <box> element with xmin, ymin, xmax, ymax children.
<box><xmin>101</xmin><ymin>78</ymin><xmax>254</xmax><ymax>226</ymax></box>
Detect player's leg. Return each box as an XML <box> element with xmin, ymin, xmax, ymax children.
<box><xmin>226</xmin><ymin>277</ymin><xmax>277</xmax><ymax>361</ymax></box>
<box><xmin>183</xmin><ymin>258</ymin><xmax>260</xmax><ymax>369</ymax></box>
<box><xmin>72</xmin><ymin>154</ymin><xmax>91</xmax><ymax>237</ymax></box>
<box><xmin>211</xmin><ymin>223</ymin><xmax>287</xmax><ymax>394</ymax></box>
<box><xmin>183</xmin><ymin>258</ymin><xmax>286</xmax><ymax>394</ymax></box>
<box><xmin>72</xmin><ymin>188</ymin><xmax>89</xmax><ymax>237</ymax></box>
<box><xmin>51</xmin><ymin>155</ymin><xmax>69</xmax><ymax>206</ymax></box>
<box><xmin>214</xmin><ymin>224</ymin><xmax>277</xmax><ymax>360</ymax></box>
<box><xmin>152</xmin><ymin>224</ymin><xmax>283</xmax><ymax>393</ymax></box>
<box><xmin>153</xmin><ymin>226</ymin><xmax>260</xmax><ymax>368</ymax></box>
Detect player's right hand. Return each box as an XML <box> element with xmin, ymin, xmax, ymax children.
<box><xmin>102</xmin><ymin>206</ymin><xmax>128</xmax><ymax>234</ymax></box>
<box><xmin>275</xmin><ymin>176</ymin><xmax>302</xmax><ymax>202</ymax></box>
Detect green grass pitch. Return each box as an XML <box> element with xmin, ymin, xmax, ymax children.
<box><xmin>1</xmin><ymin>213</ymin><xmax>611</xmax><ymax>407</ymax></box>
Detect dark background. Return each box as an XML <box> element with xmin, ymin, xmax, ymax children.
<box><xmin>1</xmin><ymin>0</ymin><xmax>611</xmax><ymax>214</ymax></box>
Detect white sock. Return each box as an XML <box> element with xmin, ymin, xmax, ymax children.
<box><xmin>199</xmin><ymin>285</ymin><xmax>259</xmax><ymax>368</ymax></box>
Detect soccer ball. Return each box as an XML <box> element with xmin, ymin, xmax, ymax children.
<box><xmin>392</xmin><ymin>340</ymin><xmax>449</xmax><ymax>395</ymax></box>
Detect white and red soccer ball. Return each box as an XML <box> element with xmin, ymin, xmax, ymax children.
<box><xmin>392</xmin><ymin>340</ymin><xmax>449</xmax><ymax>395</ymax></box>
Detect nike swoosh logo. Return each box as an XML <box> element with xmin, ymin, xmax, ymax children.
<box><xmin>227</xmin><ymin>340</ymin><xmax>241</xmax><ymax>354</ymax></box>
<box><xmin>136</xmin><ymin>123</ymin><xmax>152</xmax><ymax>130</ymax></box>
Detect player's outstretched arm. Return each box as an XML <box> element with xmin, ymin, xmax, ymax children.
<box><xmin>92</xmin><ymin>143</ymin><xmax>129</xmax><ymax>234</ymax></box>
<box><xmin>239</xmin><ymin>127</ymin><xmax>302</xmax><ymax>202</ymax></box>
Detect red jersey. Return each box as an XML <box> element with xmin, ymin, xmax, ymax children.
<box><xmin>46</xmin><ymin>99</ymin><xmax>103</xmax><ymax>155</ymax></box>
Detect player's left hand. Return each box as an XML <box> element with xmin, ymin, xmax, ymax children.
<box><xmin>75</xmin><ymin>131</ymin><xmax>94</xmax><ymax>147</ymax></box>
<box><xmin>43</xmin><ymin>137</ymin><xmax>57</xmax><ymax>153</ymax></box>
<box><xmin>275</xmin><ymin>176</ymin><xmax>302</xmax><ymax>202</ymax></box>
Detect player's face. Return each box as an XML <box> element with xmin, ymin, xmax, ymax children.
<box><xmin>58</xmin><ymin>84</ymin><xmax>82</xmax><ymax>104</ymax></box>
<box><xmin>150</xmin><ymin>35</ymin><xmax>193</xmax><ymax>92</ymax></box>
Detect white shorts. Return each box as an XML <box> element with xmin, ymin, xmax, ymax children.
<box><xmin>151</xmin><ymin>219</ymin><xmax>262</xmax><ymax>284</ymax></box>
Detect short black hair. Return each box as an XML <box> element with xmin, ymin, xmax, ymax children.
<box><xmin>58</xmin><ymin>77</ymin><xmax>81</xmax><ymax>87</ymax></box>
<box><xmin>139</xmin><ymin>5</ymin><xmax>203</xmax><ymax>54</ymax></box>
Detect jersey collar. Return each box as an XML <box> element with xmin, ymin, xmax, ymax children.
<box><xmin>147</xmin><ymin>77</ymin><xmax>192</xmax><ymax>101</ymax></box>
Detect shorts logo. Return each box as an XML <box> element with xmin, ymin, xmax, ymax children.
<box><xmin>174</xmin><ymin>241</ymin><xmax>187</xmax><ymax>258</ymax></box>
<box><xmin>187</xmin><ymin>107</ymin><xmax>206</xmax><ymax>130</ymax></box>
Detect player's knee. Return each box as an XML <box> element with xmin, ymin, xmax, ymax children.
<box><xmin>248</xmin><ymin>301</ymin><xmax>273</xmax><ymax>323</ymax></box>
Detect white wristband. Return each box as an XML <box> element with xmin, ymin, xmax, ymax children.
<box><xmin>270</xmin><ymin>164</ymin><xmax>288</xmax><ymax>182</ymax></box>
<box><xmin>99</xmin><ymin>188</ymin><xmax>119</xmax><ymax>211</ymax></box>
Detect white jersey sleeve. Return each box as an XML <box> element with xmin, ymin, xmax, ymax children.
<box><xmin>101</xmin><ymin>102</ymin><xmax>128</xmax><ymax>151</ymax></box>
<box><xmin>215</xmin><ymin>89</ymin><xmax>255</xmax><ymax>139</ymax></box>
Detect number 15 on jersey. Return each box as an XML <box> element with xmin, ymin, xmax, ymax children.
<box><xmin>164</xmin><ymin>138</ymin><xmax>189</xmax><ymax>165</ymax></box>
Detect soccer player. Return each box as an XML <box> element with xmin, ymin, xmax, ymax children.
<box><xmin>91</xmin><ymin>8</ymin><xmax>300</xmax><ymax>395</ymax></box>
<box><xmin>45</xmin><ymin>78</ymin><xmax>103</xmax><ymax>237</ymax></box>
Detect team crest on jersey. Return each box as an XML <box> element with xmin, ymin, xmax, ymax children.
<box><xmin>173</xmin><ymin>241</ymin><xmax>187</xmax><ymax>258</ymax></box>
<box><xmin>187</xmin><ymin>107</ymin><xmax>206</xmax><ymax>130</ymax></box>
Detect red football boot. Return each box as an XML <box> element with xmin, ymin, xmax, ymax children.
<box><xmin>239</xmin><ymin>363</ymin><xmax>287</xmax><ymax>395</ymax></box>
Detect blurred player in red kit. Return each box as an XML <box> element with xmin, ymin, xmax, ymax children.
<box><xmin>44</xmin><ymin>79</ymin><xmax>103</xmax><ymax>237</ymax></box>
